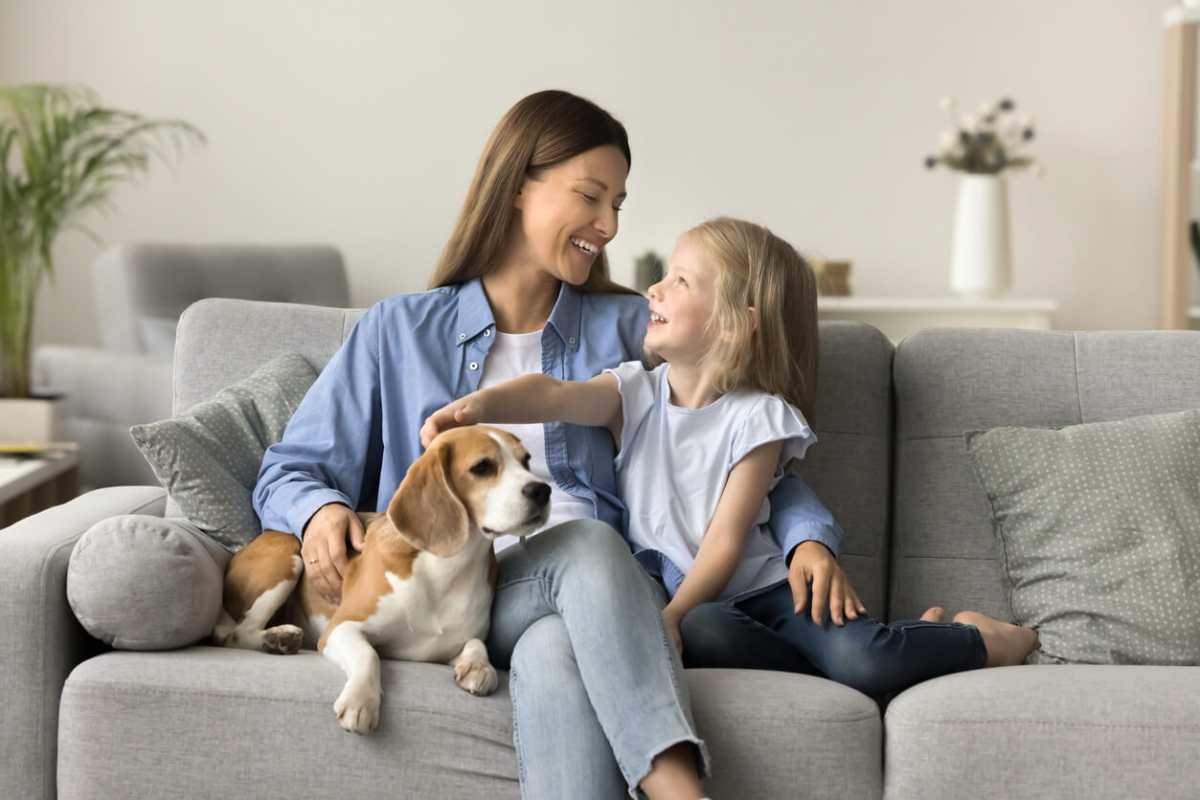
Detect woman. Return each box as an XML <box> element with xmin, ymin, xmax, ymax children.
<box><xmin>254</xmin><ymin>89</ymin><xmax>858</xmax><ymax>800</ymax></box>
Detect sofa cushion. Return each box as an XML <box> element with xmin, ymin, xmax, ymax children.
<box><xmin>130</xmin><ymin>352</ymin><xmax>317</xmax><ymax>551</ymax></box>
<box><xmin>966</xmin><ymin>407</ymin><xmax>1200</xmax><ymax>666</ymax></box>
<box><xmin>67</xmin><ymin>515</ymin><xmax>232</xmax><ymax>650</ymax></box>
<box><xmin>890</xmin><ymin>328</ymin><xmax>1200</xmax><ymax>623</ymax></box>
<box><xmin>58</xmin><ymin>648</ymin><xmax>883</xmax><ymax>800</ymax></box>
<box><xmin>884</xmin><ymin>665</ymin><xmax>1200</xmax><ymax>800</ymax></box>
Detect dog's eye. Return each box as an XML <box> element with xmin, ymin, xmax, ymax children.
<box><xmin>469</xmin><ymin>459</ymin><xmax>496</xmax><ymax>476</ymax></box>
<box><xmin>522</xmin><ymin>453</ymin><xmax>532</xmax><ymax>469</ymax></box>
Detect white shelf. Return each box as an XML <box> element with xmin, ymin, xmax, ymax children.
<box><xmin>817</xmin><ymin>296</ymin><xmax>1057</xmax><ymax>344</ymax></box>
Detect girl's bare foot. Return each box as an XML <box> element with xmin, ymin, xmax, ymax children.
<box><xmin>920</xmin><ymin>606</ymin><xmax>946</xmax><ymax>623</ymax></box>
<box><xmin>953</xmin><ymin>611</ymin><xmax>1040</xmax><ymax>667</ymax></box>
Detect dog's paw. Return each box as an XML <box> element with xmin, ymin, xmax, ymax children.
<box><xmin>454</xmin><ymin>656</ymin><xmax>499</xmax><ymax>696</ymax></box>
<box><xmin>333</xmin><ymin>682</ymin><xmax>381</xmax><ymax>734</ymax></box>
<box><xmin>262</xmin><ymin>624</ymin><xmax>304</xmax><ymax>655</ymax></box>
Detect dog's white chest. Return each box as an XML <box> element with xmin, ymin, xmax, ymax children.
<box><xmin>366</xmin><ymin>553</ymin><xmax>493</xmax><ymax>662</ymax></box>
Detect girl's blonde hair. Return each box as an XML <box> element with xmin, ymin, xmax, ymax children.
<box><xmin>676</xmin><ymin>216</ymin><xmax>820</xmax><ymax>422</ymax></box>
<box><xmin>429</xmin><ymin>89</ymin><xmax>639</xmax><ymax>297</ymax></box>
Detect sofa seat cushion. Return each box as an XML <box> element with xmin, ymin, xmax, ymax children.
<box><xmin>59</xmin><ymin>649</ymin><xmax>883</xmax><ymax>800</ymax></box>
<box><xmin>884</xmin><ymin>664</ymin><xmax>1200</xmax><ymax>800</ymax></box>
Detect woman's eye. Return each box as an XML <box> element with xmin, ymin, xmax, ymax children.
<box><xmin>580</xmin><ymin>193</ymin><xmax>597</xmax><ymax>203</ymax></box>
<box><xmin>677</xmin><ymin>277</ymin><xmax>687</xmax><ymax>287</ymax></box>
<box><xmin>469</xmin><ymin>459</ymin><xmax>496</xmax><ymax>476</ymax></box>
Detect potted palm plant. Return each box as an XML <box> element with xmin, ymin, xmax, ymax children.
<box><xmin>0</xmin><ymin>83</ymin><xmax>203</xmax><ymax>440</ymax></box>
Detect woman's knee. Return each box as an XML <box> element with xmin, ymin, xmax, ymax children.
<box><xmin>510</xmin><ymin>614</ymin><xmax>581</xmax><ymax>685</ymax></box>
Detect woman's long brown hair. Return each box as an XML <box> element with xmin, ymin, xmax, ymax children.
<box><xmin>429</xmin><ymin>89</ymin><xmax>640</xmax><ymax>296</ymax></box>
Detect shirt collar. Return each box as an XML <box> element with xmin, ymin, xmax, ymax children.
<box><xmin>546</xmin><ymin>280</ymin><xmax>583</xmax><ymax>351</ymax></box>
<box><xmin>455</xmin><ymin>277</ymin><xmax>582</xmax><ymax>350</ymax></box>
<box><xmin>454</xmin><ymin>278</ymin><xmax>496</xmax><ymax>346</ymax></box>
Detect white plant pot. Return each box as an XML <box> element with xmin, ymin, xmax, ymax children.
<box><xmin>950</xmin><ymin>174</ymin><xmax>1012</xmax><ymax>298</ymax></box>
<box><xmin>0</xmin><ymin>396</ymin><xmax>65</xmax><ymax>444</ymax></box>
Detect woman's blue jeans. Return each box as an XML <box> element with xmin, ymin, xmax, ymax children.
<box><xmin>487</xmin><ymin>519</ymin><xmax>709</xmax><ymax>800</ymax></box>
<box><xmin>680</xmin><ymin>582</ymin><xmax>988</xmax><ymax>696</ymax></box>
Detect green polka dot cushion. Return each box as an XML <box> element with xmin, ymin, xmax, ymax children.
<box><xmin>130</xmin><ymin>352</ymin><xmax>318</xmax><ymax>551</ymax></box>
<box><xmin>966</xmin><ymin>408</ymin><xmax>1200</xmax><ymax>666</ymax></box>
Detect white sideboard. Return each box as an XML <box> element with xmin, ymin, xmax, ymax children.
<box><xmin>816</xmin><ymin>297</ymin><xmax>1057</xmax><ymax>344</ymax></box>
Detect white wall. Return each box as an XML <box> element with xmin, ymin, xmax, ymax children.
<box><xmin>0</xmin><ymin>0</ymin><xmax>1172</xmax><ymax>347</ymax></box>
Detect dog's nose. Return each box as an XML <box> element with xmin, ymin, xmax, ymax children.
<box><xmin>523</xmin><ymin>481</ymin><xmax>551</xmax><ymax>507</ymax></box>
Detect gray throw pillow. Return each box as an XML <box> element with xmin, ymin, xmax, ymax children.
<box><xmin>130</xmin><ymin>352</ymin><xmax>317</xmax><ymax>551</ymax></box>
<box><xmin>966</xmin><ymin>408</ymin><xmax>1200</xmax><ymax>666</ymax></box>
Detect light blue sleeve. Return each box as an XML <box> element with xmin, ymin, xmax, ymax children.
<box><xmin>604</xmin><ymin>360</ymin><xmax>657</xmax><ymax>470</ymax></box>
<box><xmin>767</xmin><ymin>473</ymin><xmax>845</xmax><ymax>561</ymax></box>
<box><xmin>732</xmin><ymin>395</ymin><xmax>844</xmax><ymax>559</ymax></box>
<box><xmin>253</xmin><ymin>306</ymin><xmax>384</xmax><ymax>539</ymax></box>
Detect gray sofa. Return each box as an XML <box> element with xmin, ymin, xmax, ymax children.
<box><xmin>5</xmin><ymin>297</ymin><xmax>1199</xmax><ymax>799</ymax></box>
<box><xmin>31</xmin><ymin>243</ymin><xmax>350</xmax><ymax>491</ymax></box>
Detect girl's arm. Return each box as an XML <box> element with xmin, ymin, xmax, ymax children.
<box><xmin>663</xmin><ymin>440</ymin><xmax>784</xmax><ymax>626</ymax></box>
<box><xmin>420</xmin><ymin>373</ymin><xmax>622</xmax><ymax>448</ymax></box>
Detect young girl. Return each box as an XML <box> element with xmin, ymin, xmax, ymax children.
<box><xmin>421</xmin><ymin>216</ymin><xmax>1040</xmax><ymax>694</ymax></box>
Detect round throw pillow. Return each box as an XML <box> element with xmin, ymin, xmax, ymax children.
<box><xmin>67</xmin><ymin>515</ymin><xmax>232</xmax><ymax>650</ymax></box>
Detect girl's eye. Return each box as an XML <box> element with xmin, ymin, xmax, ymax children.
<box><xmin>580</xmin><ymin>193</ymin><xmax>598</xmax><ymax>203</ymax></box>
<box><xmin>677</xmin><ymin>277</ymin><xmax>688</xmax><ymax>287</ymax></box>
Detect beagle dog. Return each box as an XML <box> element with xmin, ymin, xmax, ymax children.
<box><xmin>212</xmin><ymin>426</ymin><xmax>550</xmax><ymax>734</ymax></box>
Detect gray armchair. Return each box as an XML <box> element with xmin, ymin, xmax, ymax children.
<box><xmin>32</xmin><ymin>243</ymin><xmax>350</xmax><ymax>491</ymax></box>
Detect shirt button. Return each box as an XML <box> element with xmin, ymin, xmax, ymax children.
<box><xmin>484</xmin><ymin>329</ymin><xmax>491</xmax><ymax>337</ymax></box>
<box><xmin>459</xmin><ymin>333</ymin><xmax>466</xmax><ymax>340</ymax></box>
<box><xmin>569</xmin><ymin>337</ymin><xmax>576</xmax><ymax>344</ymax></box>
<box><xmin>470</xmin><ymin>362</ymin><xmax>478</xmax><ymax>370</ymax></box>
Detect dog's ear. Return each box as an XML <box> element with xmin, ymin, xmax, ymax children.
<box><xmin>388</xmin><ymin>440</ymin><xmax>470</xmax><ymax>558</ymax></box>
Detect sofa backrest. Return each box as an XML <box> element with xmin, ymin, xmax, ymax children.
<box><xmin>94</xmin><ymin>243</ymin><xmax>350</xmax><ymax>354</ymax></box>
<box><xmin>890</xmin><ymin>327</ymin><xmax>1200</xmax><ymax>622</ymax></box>
<box><xmin>176</xmin><ymin>301</ymin><xmax>896</xmax><ymax>612</ymax></box>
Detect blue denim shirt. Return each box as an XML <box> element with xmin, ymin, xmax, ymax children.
<box><xmin>253</xmin><ymin>278</ymin><xmax>844</xmax><ymax>569</ymax></box>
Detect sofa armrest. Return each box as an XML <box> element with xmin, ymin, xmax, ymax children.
<box><xmin>32</xmin><ymin>345</ymin><xmax>173</xmax><ymax>490</ymax></box>
<box><xmin>0</xmin><ymin>486</ymin><xmax>166</xmax><ymax>800</ymax></box>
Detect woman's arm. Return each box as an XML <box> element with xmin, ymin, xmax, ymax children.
<box><xmin>254</xmin><ymin>306</ymin><xmax>384</xmax><ymax>602</ymax></box>
<box><xmin>421</xmin><ymin>373</ymin><xmax>622</xmax><ymax>447</ymax></box>
<box><xmin>768</xmin><ymin>474</ymin><xmax>865</xmax><ymax>626</ymax></box>
<box><xmin>661</xmin><ymin>440</ymin><xmax>783</xmax><ymax>647</ymax></box>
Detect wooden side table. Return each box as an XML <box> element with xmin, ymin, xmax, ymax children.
<box><xmin>0</xmin><ymin>450</ymin><xmax>80</xmax><ymax>529</ymax></box>
<box><xmin>817</xmin><ymin>297</ymin><xmax>1057</xmax><ymax>345</ymax></box>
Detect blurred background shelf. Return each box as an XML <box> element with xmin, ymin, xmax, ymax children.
<box><xmin>817</xmin><ymin>297</ymin><xmax>1057</xmax><ymax>344</ymax></box>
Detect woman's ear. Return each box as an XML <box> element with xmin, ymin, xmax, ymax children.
<box><xmin>747</xmin><ymin>307</ymin><xmax>758</xmax><ymax>333</ymax></box>
<box><xmin>513</xmin><ymin>180</ymin><xmax>527</xmax><ymax>210</ymax></box>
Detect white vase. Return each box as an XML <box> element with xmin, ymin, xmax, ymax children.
<box><xmin>950</xmin><ymin>174</ymin><xmax>1012</xmax><ymax>298</ymax></box>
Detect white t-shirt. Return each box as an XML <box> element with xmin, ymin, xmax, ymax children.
<box><xmin>606</xmin><ymin>360</ymin><xmax>815</xmax><ymax>602</ymax></box>
<box><xmin>477</xmin><ymin>330</ymin><xmax>597</xmax><ymax>550</ymax></box>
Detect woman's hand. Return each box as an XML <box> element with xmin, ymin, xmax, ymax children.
<box><xmin>420</xmin><ymin>393</ymin><xmax>487</xmax><ymax>449</ymax></box>
<box><xmin>301</xmin><ymin>503</ymin><xmax>366</xmax><ymax>604</ymax></box>
<box><xmin>788</xmin><ymin>541</ymin><xmax>866</xmax><ymax>627</ymax></box>
<box><xmin>661</xmin><ymin>606</ymin><xmax>684</xmax><ymax>657</ymax></box>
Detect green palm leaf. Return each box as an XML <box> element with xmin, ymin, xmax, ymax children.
<box><xmin>0</xmin><ymin>82</ymin><xmax>204</xmax><ymax>398</ymax></box>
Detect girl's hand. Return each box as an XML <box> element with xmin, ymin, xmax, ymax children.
<box><xmin>420</xmin><ymin>394</ymin><xmax>486</xmax><ymax>449</ymax></box>
<box><xmin>661</xmin><ymin>607</ymin><xmax>684</xmax><ymax>656</ymax></box>
<box><xmin>788</xmin><ymin>541</ymin><xmax>866</xmax><ymax>627</ymax></box>
<box><xmin>302</xmin><ymin>502</ymin><xmax>366</xmax><ymax>604</ymax></box>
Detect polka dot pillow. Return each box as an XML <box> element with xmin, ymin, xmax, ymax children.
<box><xmin>966</xmin><ymin>407</ymin><xmax>1200</xmax><ymax>666</ymax></box>
<box><xmin>130</xmin><ymin>353</ymin><xmax>318</xmax><ymax>551</ymax></box>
